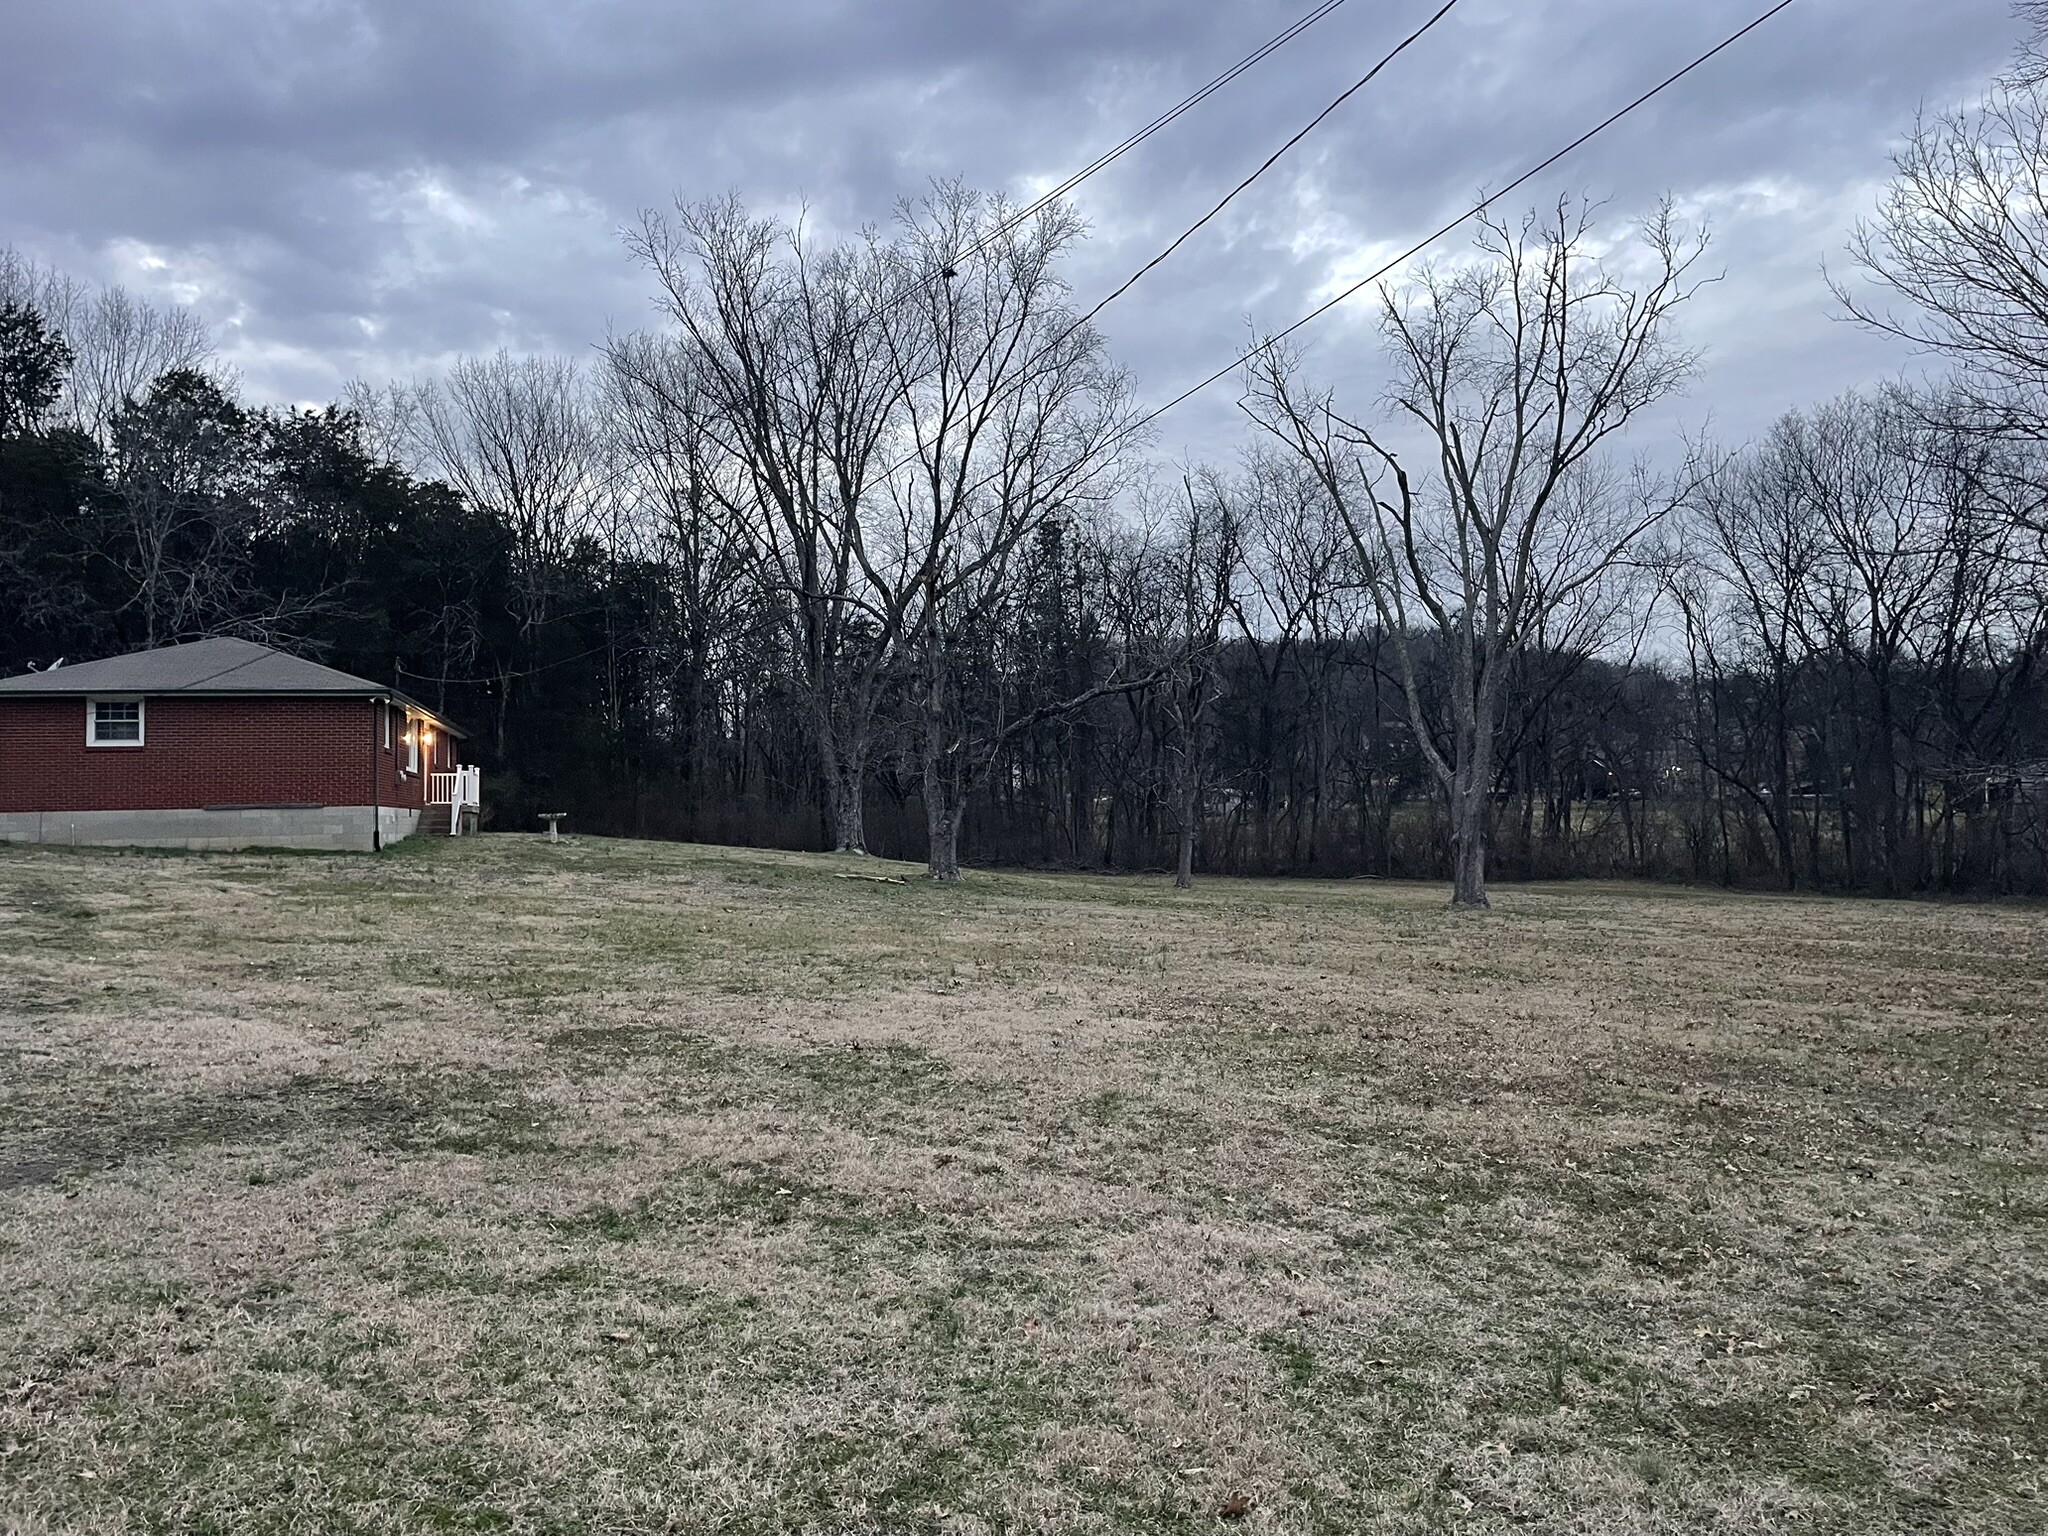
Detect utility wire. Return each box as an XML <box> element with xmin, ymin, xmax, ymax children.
<box><xmin>1079</xmin><ymin>0</ymin><xmax>1462</xmax><ymax>326</ymax></box>
<box><xmin>631</xmin><ymin>1</ymin><xmax>1355</xmax><ymax>456</ymax></box>
<box><xmin>996</xmin><ymin>0</ymin><xmax>1352</xmax><ymax>237</ymax></box>
<box><xmin>875</xmin><ymin>0</ymin><xmax>1356</xmax><ymax>316</ymax></box>
<box><xmin>1116</xmin><ymin>0</ymin><xmax>1799</xmax><ymax>446</ymax></box>
<box><xmin>879</xmin><ymin>1</ymin><xmax>1456</xmax><ymax>481</ymax></box>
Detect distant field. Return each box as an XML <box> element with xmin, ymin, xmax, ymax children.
<box><xmin>1</xmin><ymin>837</ymin><xmax>2043</xmax><ymax>1534</ymax></box>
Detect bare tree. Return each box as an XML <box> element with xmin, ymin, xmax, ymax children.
<box><xmin>1247</xmin><ymin>200</ymin><xmax>1705</xmax><ymax>905</ymax></box>
<box><xmin>0</xmin><ymin>250</ymin><xmax>214</xmax><ymax>440</ymax></box>
<box><xmin>622</xmin><ymin>196</ymin><xmax>898</xmax><ymax>853</ymax></box>
<box><xmin>1106</xmin><ymin>473</ymin><xmax>1244</xmax><ymax>888</ymax></box>
<box><xmin>1231</xmin><ymin>448</ymin><xmax>1350</xmax><ymax>867</ymax></box>
<box><xmin>863</xmin><ymin>182</ymin><xmax>1136</xmax><ymax>881</ymax></box>
<box><xmin>1159</xmin><ymin>473</ymin><xmax>1243</xmax><ymax>888</ymax></box>
<box><xmin>1835</xmin><ymin>77</ymin><xmax>2048</xmax><ymax>445</ymax></box>
<box><xmin>398</xmin><ymin>351</ymin><xmax>607</xmax><ymax>751</ymax></box>
<box><xmin>339</xmin><ymin>377</ymin><xmax>421</xmax><ymax>467</ymax></box>
<box><xmin>1670</xmin><ymin>427</ymin><xmax>1829</xmax><ymax>888</ymax></box>
<box><xmin>1788</xmin><ymin>394</ymin><xmax>1958</xmax><ymax>890</ymax></box>
<box><xmin>601</xmin><ymin>333</ymin><xmax>767</xmax><ymax>817</ymax></box>
<box><xmin>106</xmin><ymin>372</ymin><xmax>256</xmax><ymax>646</ymax></box>
<box><xmin>1675</xmin><ymin>387</ymin><xmax>2048</xmax><ymax>893</ymax></box>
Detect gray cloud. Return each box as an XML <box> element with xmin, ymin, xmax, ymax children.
<box><xmin>0</xmin><ymin>0</ymin><xmax>2021</xmax><ymax>457</ymax></box>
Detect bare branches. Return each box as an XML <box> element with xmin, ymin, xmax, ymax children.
<box><xmin>870</xmin><ymin>182</ymin><xmax>1132</xmax><ymax>644</ymax></box>
<box><xmin>1672</xmin><ymin>386</ymin><xmax>2048</xmax><ymax>892</ymax></box>
<box><xmin>0</xmin><ymin>247</ymin><xmax>216</xmax><ymax>441</ymax></box>
<box><xmin>1835</xmin><ymin>84</ymin><xmax>2048</xmax><ymax>437</ymax></box>
<box><xmin>400</xmin><ymin>352</ymin><xmax>607</xmax><ymax>634</ymax></box>
<box><xmin>620</xmin><ymin>192</ymin><xmax>905</xmax><ymax>851</ymax></box>
<box><xmin>2011</xmin><ymin>1</ymin><xmax>2048</xmax><ymax>88</ymax></box>
<box><xmin>864</xmin><ymin>182</ymin><xmax>1137</xmax><ymax>880</ymax></box>
<box><xmin>1244</xmin><ymin>199</ymin><xmax>1702</xmax><ymax>904</ymax></box>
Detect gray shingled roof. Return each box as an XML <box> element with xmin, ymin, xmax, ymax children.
<box><xmin>0</xmin><ymin>638</ymin><xmax>464</xmax><ymax>734</ymax></box>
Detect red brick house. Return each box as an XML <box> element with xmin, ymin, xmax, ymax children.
<box><xmin>0</xmin><ymin>637</ymin><xmax>479</xmax><ymax>851</ymax></box>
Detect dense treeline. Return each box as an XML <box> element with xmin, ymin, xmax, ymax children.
<box><xmin>4</xmin><ymin>50</ymin><xmax>2047</xmax><ymax>897</ymax></box>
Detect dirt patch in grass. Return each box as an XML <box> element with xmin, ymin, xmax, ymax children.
<box><xmin>0</xmin><ymin>836</ymin><xmax>2043</xmax><ymax>1534</ymax></box>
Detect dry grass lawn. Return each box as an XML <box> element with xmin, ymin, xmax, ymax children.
<box><xmin>1</xmin><ymin>834</ymin><xmax>2044</xmax><ymax>1534</ymax></box>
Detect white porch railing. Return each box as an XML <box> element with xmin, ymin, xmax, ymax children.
<box><xmin>426</xmin><ymin>766</ymin><xmax>482</xmax><ymax>835</ymax></box>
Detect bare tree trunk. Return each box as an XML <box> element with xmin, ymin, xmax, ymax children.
<box><xmin>924</xmin><ymin>761</ymin><xmax>963</xmax><ymax>883</ymax></box>
<box><xmin>831</xmin><ymin>764</ymin><xmax>868</xmax><ymax>855</ymax></box>
<box><xmin>1174</xmin><ymin>776</ymin><xmax>1198</xmax><ymax>889</ymax></box>
<box><xmin>1771</xmin><ymin>705</ymin><xmax>1799</xmax><ymax>891</ymax></box>
<box><xmin>920</xmin><ymin>624</ymin><xmax>964</xmax><ymax>883</ymax></box>
<box><xmin>1451</xmin><ymin>812</ymin><xmax>1488</xmax><ymax>906</ymax></box>
<box><xmin>1449</xmin><ymin>748</ymin><xmax>1492</xmax><ymax>907</ymax></box>
<box><xmin>494</xmin><ymin>664</ymin><xmax>513</xmax><ymax>760</ymax></box>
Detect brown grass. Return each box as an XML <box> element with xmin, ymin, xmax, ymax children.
<box><xmin>1</xmin><ymin>835</ymin><xmax>2043</xmax><ymax>1534</ymax></box>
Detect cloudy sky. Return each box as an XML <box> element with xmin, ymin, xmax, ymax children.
<box><xmin>0</xmin><ymin>0</ymin><xmax>2024</xmax><ymax>460</ymax></box>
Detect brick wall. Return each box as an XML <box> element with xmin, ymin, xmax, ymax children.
<box><xmin>373</xmin><ymin>700</ymin><xmax>458</xmax><ymax>812</ymax></box>
<box><xmin>0</xmin><ymin>696</ymin><xmax>457</xmax><ymax>813</ymax></box>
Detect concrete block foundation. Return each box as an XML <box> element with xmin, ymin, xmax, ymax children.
<box><xmin>0</xmin><ymin>804</ymin><xmax>416</xmax><ymax>852</ymax></box>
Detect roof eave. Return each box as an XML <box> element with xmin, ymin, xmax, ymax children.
<box><xmin>382</xmin><ymin>688</ymin><xmax>469</xmax><ymax>739</ymax></box>
<box><xmin>0</xmin><ymin>685</ymin><xmax>471</xmax><ymax>739</ymax></box>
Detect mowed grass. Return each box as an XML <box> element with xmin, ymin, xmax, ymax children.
<box><xmin>0</xmin><ymin>836</ymin><xmax>2043</xmax><ymax>1535</ymax></box>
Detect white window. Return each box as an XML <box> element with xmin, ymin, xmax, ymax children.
<box><xmin>382</xmin><ymin>702</ymin><xmax>392</xmax><ymax>750</ymax></box>
<box><xmin>87</xmin><ymin>698</ymin><xmax>144</xmax><ymax>747</ymax></box>
<box><xmin>405</xmin><ymin>717</ymin><xmax>419</xmax><ymax>773</ymax></box>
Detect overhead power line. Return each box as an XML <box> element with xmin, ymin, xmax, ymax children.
<box><xmin>1080</xmin><ymin>0</ymin><xmax>1463</xmax><ymax>325</ymax></box>
<box><xmin>886</xmin><ymin>0</ymin><xmax>1357</xmax><ymax>311</ymax></box>
<box><xmin>630</xmin><ymin>2</ymin><xmax>1353</xmax><ymax>358</ymax></box>
<box><xmin>879</xmin><ymin>1</ymin><xmax>1454</xmax><ymax>480</ymax></box>
<box><xmin>1117</xmin><ymin>0</ymin><xmax>1799</xmax><ymax>447</ymax></box>
<box><xmin>999</xmin><ymin>0</ymin><xmax>1354</xmax><ymax>236</ymax></box>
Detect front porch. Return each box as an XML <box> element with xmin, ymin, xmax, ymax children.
<box><xmin>423</xmin><ymin>765</ymin><xmax>482</xmax><ymax>835</ymax></box>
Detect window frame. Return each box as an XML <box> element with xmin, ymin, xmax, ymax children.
<box><xmin>404</xmin><ymin>715</ymin><xmax>419</xmax><ymax>774</ymax></box>
<box><xmin>86</xmin><ymin>696</ymin><xmax>145</xmax><ymax>748</ymax></box>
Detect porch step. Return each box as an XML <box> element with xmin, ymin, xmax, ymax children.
<box><xmin>420</xmin><ymin>804</ymin><xmax>453</xmax><ymax>836</ymax></box>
